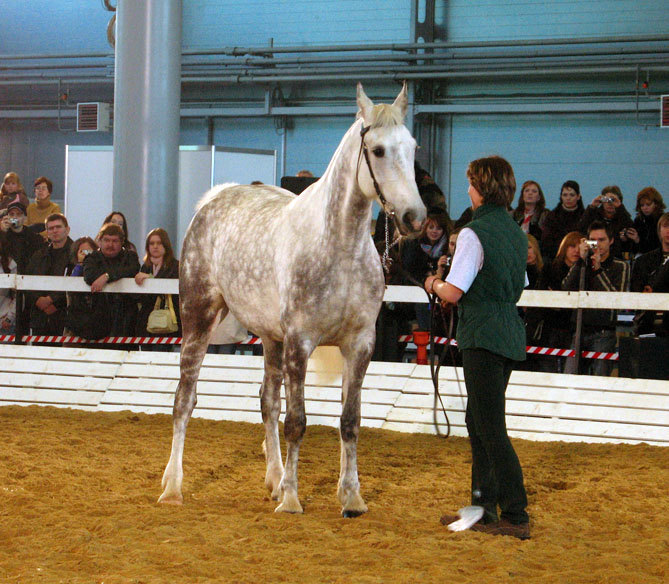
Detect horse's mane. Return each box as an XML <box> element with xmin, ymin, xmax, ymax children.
<box><xmin>195</xmin><ymin>183</ymin><xmax>238</xmax><ymax>211</ymax></box>
<box><xmin>356</xmin><ymin>103</ymin><xmax>404</xmax><ymax>129</ymax></box>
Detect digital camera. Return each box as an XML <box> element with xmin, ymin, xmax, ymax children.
<box><xmin>585</xmin><ymin>240</ymin><xmax>598</xmax><ymax>249</ymax></box>
<box><xmin>9</xmin><ymin>218</ymin><xmax>20</xmax><ymax>227</ymax></box>
<box><xmin>81</xmin><ymin>248</ymin><xmax>93</xmax><ymax>256</ymax></box>
<box><xmin>601</xmin><ymin>196</ymin><xmax>614</xmax><ymax>204</ymax></box>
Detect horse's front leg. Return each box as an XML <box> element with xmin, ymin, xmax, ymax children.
<box><xmin>275</xmin><ymin>334</ymin><xmax>313</xmax><ymax>514</ymax></box>
<box><xmin>260</xmin><ymin>338</ymin><xmax>284</xmax><ymax>500</ymax></box>
<box><xmin>337</xmin><ymin>333</ymin><xmax>375</xmax><ymax>517</ymax></box>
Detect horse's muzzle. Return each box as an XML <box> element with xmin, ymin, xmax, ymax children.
<box><xmin>400</xmin><ymin>210</ymin><xmax>424</xmax><ymax>235</ymax></box>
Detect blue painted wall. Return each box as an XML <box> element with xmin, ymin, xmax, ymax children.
<box><xmin>1</xmin><ymin>1</ymin><xmax>668</xmax><ymax>229</ymax></box>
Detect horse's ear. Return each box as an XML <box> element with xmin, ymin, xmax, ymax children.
<box><xmin>392</xmin><ymin>82</ymin><xmax>408</xmax><ymax>119</ymax></box>
<box><xmin>356</xmin><ymin>83</ymin><xmax>374</xmax><ymax>123</ymax></box>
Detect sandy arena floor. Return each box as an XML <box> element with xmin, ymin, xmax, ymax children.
<box><xmin>0</xmin><ymin>405</ymin><xmax>667</xmax><ymax>583</ymax></box>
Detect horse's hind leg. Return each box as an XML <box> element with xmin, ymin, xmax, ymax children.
<box><xmin>158</xmin><ymin>293</ymin><xmax>224</xmax><ymax>504</ymax></box>
<box><xmin>337</xmin><ymin>334</ymin><xmax>374</xmax><ymax>517</ymax></box>
<box><xmin>260</xmin><ymin>338</ymin><xmax>284</xmax><ymax>500</ymax></box>
<box><xmin>275</xmin><ymin>333</ymin><xmax>314</xmax><ymax>514</ymax></box>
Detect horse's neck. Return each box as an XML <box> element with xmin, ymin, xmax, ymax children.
<box><xmin>299</xmin><ymin>120</ymin><xmax>372</xmax><ymax>248</ymax></box>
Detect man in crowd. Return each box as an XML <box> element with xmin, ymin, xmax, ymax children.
<box><xmin>83</xmin><ymin>222</ymin><xmax>140</xmax><ymax>337</ymax></box>
<box><xmin>578</xmin><ymin>186</ymin><xmax>633</xmax><ymax>259</ymax></box>
<box><xmin>0</xmin><ymin>195</ymin><xmax>45</xmax><ymax>273</ymax></box>
<box><xmin>562</xmin><ymin>220</ymin><xmax>630</xmax><ymax>376</ymax></box>
<box><xmin>26</xmin><ymin>213</ymin><xmax>73</xmax><ymax>336</ymax></box>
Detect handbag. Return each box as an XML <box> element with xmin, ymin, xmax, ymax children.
<box><xmin>146</xmin><ymin>295</ymin><xmax>178</xmax><ymax>334</ymax></box>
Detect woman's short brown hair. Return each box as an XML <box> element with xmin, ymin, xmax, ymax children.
<box><xmin>636</xmin><ymin>187</ymin><xmax>665</xmax><ymax>215</ymax></box>
<box><xmin>33</xmin><ymin>176</ymin><xmax>53</xmax><ymax>193</ymax></box>
<box><xmin>466</xmin><ymin>156</ymin><xmax>516</xmax><ymax>207</ymax></box>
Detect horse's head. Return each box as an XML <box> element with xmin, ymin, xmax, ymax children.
<box><xmin>356</xmin><ymin>83</ymin><xmax>426</xmax><ymax>236</ymax></box>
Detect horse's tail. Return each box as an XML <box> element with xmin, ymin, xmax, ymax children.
<box><xmin>195</xmin><ymin>183</ymin><xmax>239</xmax><ymax>212</ymax></box>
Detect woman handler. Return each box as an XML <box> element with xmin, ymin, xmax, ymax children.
<box><xmin>424</xmin><ymin>156</ymin><xmax>530</xmax><ymax>540</ymax></box>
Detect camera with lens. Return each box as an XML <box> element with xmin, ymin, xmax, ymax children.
<box><xmin>601</xmin><ymin>196</ymin><xmax>614</xmax><ymax>204</ymax></box>
<box><xmin>9</xmin><ymin>217</ymin><xmax>20</xmax><ymax>227</ymax></box>
<box><xmin>585</xmin><ymin>240</ymin><xmax>598</xmax><ymax>250</ymax></box>
<box><xmin>81</xmin><ymin>248</ymin><xmax>93</xmax><ymax>256</ymax></box>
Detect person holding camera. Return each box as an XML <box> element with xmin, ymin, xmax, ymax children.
<box><xmin>562</xmin><ymin>221</ymin><xmax>630</xmax><ymax>376</ymax></box>
<box><xmin>0</xmin><ymin>196</ymin><xmax>45</xmax><ymax>274</ymax></box>
<box><xmin>578</xmin><ymin>186</ymin><xmax>632</xmax><ymax>259</ymax></box>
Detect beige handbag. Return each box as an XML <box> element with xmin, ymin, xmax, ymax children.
<box><xmin>146</xmin><ymin>295</ymin><xmax>178</xmax><ymax>334</ymax></box>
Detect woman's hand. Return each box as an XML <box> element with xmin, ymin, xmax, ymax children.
<box><xmin>424</xmin><ymin>275</ymin><xmax>439</xmax><ymax>295</ymax></box>
<box><xmin>135</xmin><ymin>272</ymin><xmax>151</xmax><ymax>286</ymax></box>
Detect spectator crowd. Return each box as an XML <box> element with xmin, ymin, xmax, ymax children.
<box><xmin>1</xmin><ymin>167</ymin><xmax>667</xmax><ymax>375</ymax></box>
<box><xmin>372</xmin><ymin>165</ymin><xmax>668</xmax><ymax>377</ymax></box>
<box><xmin>1</xmin><ymin>171</ymin><xmax>181</xmax><ymax>349</ymax></box>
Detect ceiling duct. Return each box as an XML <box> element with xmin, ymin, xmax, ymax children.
<box><xmin>76</xmin><ymin>102</ymin><xmax>111</xmax><ymax>132</ymax></box>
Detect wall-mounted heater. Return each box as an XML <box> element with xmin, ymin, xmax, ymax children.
<box><xmin>76</xmin><ymin>102</ymin><xmax>111</xmax><ymax>132</ymax></box>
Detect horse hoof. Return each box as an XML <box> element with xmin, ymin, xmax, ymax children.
<box><xmin>342</xmin><ymin>508</ymin><xmax>366</xmax><ymax>519</ymax></box>
<box><xmin>157</xmin><ymin>491</ymin><xmax>183</xmax><ymax>505</ymax></box>
<box><xmin>275</xmin><ymin>492</ymin><xmax>303</xmax><ymax>514</ymax></box>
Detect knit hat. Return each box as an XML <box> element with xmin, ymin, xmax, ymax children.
<box><xmin>6</xmin><ymin>195</ymin><xmax>27</xmax><ymax>215</ymax></box>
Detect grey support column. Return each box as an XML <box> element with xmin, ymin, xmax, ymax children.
<box><xmin>112</xmin><ymin>0</ymin><xmax>182</xmax><ymax>249</ymax></box>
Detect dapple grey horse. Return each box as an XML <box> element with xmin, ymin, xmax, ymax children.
<box><xmin>159</xmin><ymin>83</ymin><xmax>426</xmax><ymax>517</ymax></box>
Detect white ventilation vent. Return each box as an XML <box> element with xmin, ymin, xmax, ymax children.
<box><xmin>662</xmin><ymin>95</ymin><xmax>669</xmax><ymax>128</ymax></box>
<box><xmin>77</xmin><ymin>102</ymin><xmax>111</xmax><ymax>132</ymax></box>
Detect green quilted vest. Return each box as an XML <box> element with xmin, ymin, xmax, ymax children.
<box><xmin>456</xmin><ymin>204</ymin><xmax>527</xmax><ymax>361</ymax></box>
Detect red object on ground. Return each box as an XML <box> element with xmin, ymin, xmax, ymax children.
<box><xmin>412</xmin><ymin>330</ymin><xmax>430</xmax><ymax>364</ymax></box>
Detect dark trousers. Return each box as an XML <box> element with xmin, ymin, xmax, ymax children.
<box><xmin>462</xmin><ymin>348</ymin><xmax>529</xmax><ymax>525</ymax></box>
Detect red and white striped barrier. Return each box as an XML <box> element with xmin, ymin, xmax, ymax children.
<box><xmin>397</xmin><ymin>334</ymin><xmax>619</xmax><ymax>361</ymax></box>
<box><xmin>0</xmin><ymin>334</ymin><xmax>262</xmax><ymax>346</ymax></box>
<box><xmin>0</xmin><ymin>333</ymin><xmax>620</xmax><ymax>361</ymax></box>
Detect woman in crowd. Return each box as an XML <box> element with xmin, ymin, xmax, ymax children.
<box><xmin>102</xmin><ymin>211</ymin><xmax>137</xmax><ymax>253</ymax></box>
<box><xmin>63</xmin><ymin>236</ymin><xmax>98</xmax><ymax>345</ymax></box>
<box><xmin>540</xmin><ymin>180</ymin><xmax>584</xmax><ymax>260</ymax></box>
<box><xmin>402</xmin><ymin>212</ymin><xmax>452</xmax><ymax>330</ymax></box>
<box><xmin>0</xmin><ymin>236</ymin><xmax>17</xmax><ymax>335</ymax></box>
<box><xmin>538</xmin><ymin>231</ymin><xmax>583</xmax><ymax>373</ymax></box>
<box><xmin>512</xmin><ymin>180</ymin><xmax>548</xmax><ymax>241</ymax></box>
<box><xmin>26</xmin><ymin>176</ymin><xmax>61</xmax><ymax>238</ymax></box>
<box><xmin>1</xmin><ymin>171</ymin><xmax>29</xmax><ymax>210</ymax></box>
<box><xmin>520</xmin><ymin>234</ymin><xmax>545</xmax><ymax>371</ymax></box>
<box><xmin>67</xmin><ymin>237</ymin><xmax>97</xmax><ymax>277</ymax></box>
<box><xmin>134</xmin><ymin>228</ymin><xmax>180</xmax><ymax>348</ymax></box>
<box><xmin>620</xmin><ymin>187</ymin><xmax>665</xmax><ymax>255</ymax></box>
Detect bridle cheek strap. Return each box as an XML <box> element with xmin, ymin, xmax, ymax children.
<box><xmin>357</xmin><ymin>124</ymin><xmax>396</xmax><ymax>274</ymax></box>
<box><xmin>357</xmin><ymin>124</ymin><xmax>393</xmax><ymax>215</ymax></box>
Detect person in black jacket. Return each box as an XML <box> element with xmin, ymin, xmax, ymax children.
<box><xmin>562</xmin><ymin>221</ymin><xmax>630</xmax><ymax>376</ymax></box>
<box><xmin>630</xmin><ymin>212</ymin><xmax>669</xmax><ymax>336</ymax></box>
<box><xmin>578</xmin><ymin>186</ymin><xmax>633</xmax><ymax>259</ymax></box>
<box><xmin>540</xmin><ymin>180</ymin><xmax>584</xmax><ymax>260</ymax></box>
<box><xmin>83</xmin><ymin>222</ymin><xmax>140</xmax><ymax>338</ymax></box>
<box><xmin>621</xmin><ymin>187</ymin><xmax>665</xmax><ymax>256</ymax></box>
<box><xmin>0</xmin><ymin>196</ymin><xmax>45</xmax><ymax>274</ymax></box>
<box><xmin>134</xmin><ymin>228</ymin><xmax>180</xmax><ymax>350</ymax></box>
<box><xmin>26</xmin><ymin>213</ymin><xmax>73</xmax><ymax>336</ymax></box>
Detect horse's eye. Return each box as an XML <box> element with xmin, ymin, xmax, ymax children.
<box><xmin>372</xmin><ymin>147</ymin><xmax>385</xmax><ymax>158</ymax></box>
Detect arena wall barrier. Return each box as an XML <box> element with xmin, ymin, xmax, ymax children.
<box><xmin>0</xmin><ymin>344</ymin><xmax>667</xmax><ymax>446</ymax></box>
<box><xmin>1</xmin><ymin>276</ymin><xmax>667</xmax><ymax>446</ymax></box>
